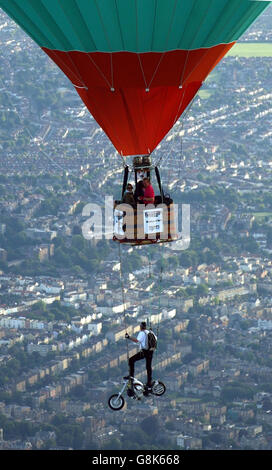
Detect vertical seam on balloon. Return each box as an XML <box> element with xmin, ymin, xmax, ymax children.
<box><xmin>178</xmin><ymin>4</ymin><xmax>219</xmax><ymax>92</ymax></box>
<box><xmin>94</xmin><ymin>0</ymin><xmax>113</xmax><ymax>52</ymax></box>
<box><xmin>177</xmin><ymin>0</ymin><xmax>196</xmax><ymax>50</ymax></box>
<box><xmin>135</xmin><ymin>0</ymin><xmax>138</xmax><ymax>52</ymax></box>
<box><xmin>3</xmin><ymin>0</ymin><xmax>270</xmax><ymax>52</ymax></box>
<box><xmin>164</xmin><ymin>0</ymin><xmax>179</xmax><ymax>49</ymax></box>
<box><xmin>200</xmin><ymin>0</ymin><xmax>235</xmax><ymax>48</ymax></box>
<box><xmin>225</xmin><ymin>3</ymin><xmax>259</xmax><ymax>45</ymax></box>
<box><xmin>135</xmin><ymin>1</ymin><xmax>148</xmax><ymax>90</ymax></box>
<box><xmin>1</xmin><ymin>1</ymin><xmax>55</xmax><ymax>50</ymax></box>
<box><xmin>57</xmin><ymin>0</ymin><xmax>97</xmax><ymax>52</ymax></box>
<box><xmin>186</xmin><ymin>0</ymin><xmax>212</xmax><ymax>51</ymax></box>
<box><xmin>225</xmin><ymin>4</ymin><xmax>263</xmax><ymax>45</ymax></box>
<box><xmin>114</xmin><ymin>0</ymin><xmax>125</xmax><ymax>51</ymax></box>
<box><xmin>201</xmin><ymin>1</ymin><xmax>260</xmax><ymax>48</ymax></box>
<box><xmin>147</xmin><ymin>0</ymin><xmax>177</xmax><ymax>89</ymax></box>
<box><xmin>74</xmin><ymin>0</ymin><xmax>99</xmax><ymax>51</ymax></box>
<box><xmin>151</xmin><ymin>0</ymin><xmax>157</xmax><ymax>52</ymax></box>
<box><xmin>38</xmin><ymin>0</ymin><xmax>73</xmax><ymax>50</ymax></box>
<box><xmin>55</xmin><ymin>0</ymin><xmax>89</xmax><ymax>51</ymax></box>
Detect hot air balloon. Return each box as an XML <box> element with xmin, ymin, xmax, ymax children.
<box><xmin>0</xmin><ymin>0</ymin><xmax>270</xmax><ymax>245</ymax></box>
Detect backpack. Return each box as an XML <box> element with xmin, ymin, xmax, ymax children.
<box><xmin>145</xmin><ymin>330</ymin><xmax>157</xmax><ymax>351</ymax></box>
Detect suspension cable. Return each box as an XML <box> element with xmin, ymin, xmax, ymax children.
<box><xmin>172</xmin><ymin>92</ymin><xmax>201</xmax><ymax>195</ymax></box>
<box><xmin>150</xmin><ymin>245</ymin><xmax>164</xmax><ymax>388</ymax></box>
<box><xmin>156</xmin><ymin>256</ymin><xmax>163</xmax><ymax>349</ymax></box>
<box><xmin>49</xmin><ymin>50</ymin><xmax>87</xmax><ymax>90</ymax></box>
<box><xmin>87</xmin><ymin>53</ymin><xmax>113</xmax><ymax>90</ymax></box>
<box><xmin>169</xmin><ymin>120</ymin><xmax>184</xmax><ymax>195</ymax></box>
<box><xmin>118</xmin><ymin>243</ymin><xmax>130</xmax><ymax>364</ymax></box>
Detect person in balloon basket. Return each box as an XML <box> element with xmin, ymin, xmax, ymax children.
<box><xmin>137</xmin><ymin>177</ymin><xmax>155</xmax><ymax>204</ymax></box>
<box><xmin>134</xmin><ymin>179</ymin><xmax>144</xmax><ymax>202</ymax></box>
<box><xmin>124</xmin><ymin>321</ymin><xmax>156</xmax><ymax>395</ymax></box>
<box><xmin>122</xmin><ymin>183</ymin><xmax>135</xmax><ymax>207</ymax></box>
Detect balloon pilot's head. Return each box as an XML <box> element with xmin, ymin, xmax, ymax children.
<box><xmin>140</xmin><ymin>321</ymin><xmax>147</xmax><ymax>330</ymax></box>
<box><xmin>143</xmin><ymin>178</ymin><xmax>150</xmax><ymax>188</ymax></box>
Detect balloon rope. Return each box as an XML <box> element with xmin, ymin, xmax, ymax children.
<box><xmin>48</xmin><ymin>49</ymin><xmax>88</xmax><ymax>90</ymax></box>
<box><xmin>64</xmin><ymin>52</ymin><xmax>89</xmax><ymax>90</ymax></box>
<box><xmin>137</xmin><ymin>54</ymin><xmax>148</xmax><ymax>90</ymax></box>
<box><xmin>178</xmin><ymin>50</ymin><xmax>190</xmax><ymax>89</ymax></box>
<box><xmin>147</xmin><ymin>52</ymin><xmax>165</xmax><ymax>90</ymax></box>
<box><xmin>179</xmin><ymin>47</ymin><xmax>211</xmax><ymax>89</ymax></box>
<box><xmin>87</xmin><ymin>53</ymin><xmax>113</xmax><ymax>90</ymax></box>
<box><xmin>153</xmin><ymin>246</ymin><xmax>164</xmax><ymax>373</ymax></box>
<box><xmin>118</xmin><ymin>243</ymin><xmax>130</xmax><ymax>364</ymax></box>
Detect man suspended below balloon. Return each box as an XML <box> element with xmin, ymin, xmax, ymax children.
<box><xmin>0</xmin><ymin>0</ymin><xmax>270</xmax><ymax>245</ymax></box>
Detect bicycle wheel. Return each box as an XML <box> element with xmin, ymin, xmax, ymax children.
<box><xmin>152</xmin><ymin>381</ymin><xmax>166</xmax><ymax>396</ymax></box>
<box><xmin>108</xmin><ymin>394</ymin><xmax>125</xmax><ymax>410</ymax></box>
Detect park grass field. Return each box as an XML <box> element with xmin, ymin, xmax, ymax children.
<box><xmin>198</xmin><ymin>43</ymin><xmax>272</xmax><ymax>100</ymax></box>
<box><xmin>253</xmin><ymin>212</ymin><xmax>272</xmax><ymax>221</ymax></box>
<box><xmin>170</xmin><ymin>396</ymin><xmax>201</xmax><ymax>403</ymax></box>
<box><xmin>198</xmin><ymin>90</ymin><xmax>212</xmax><ymax>100</ymax></box>
<box><xmin>227</xmin><ymin>42</ymin><xmax>272</xmax><ymax>57</ymax></box>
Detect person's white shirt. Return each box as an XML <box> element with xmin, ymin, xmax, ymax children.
<box><xmin>137</xmin><ymin>329</ymin><xmax>157</xmax><ymax>350</ymax></box>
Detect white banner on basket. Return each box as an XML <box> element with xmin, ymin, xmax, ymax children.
<box><xmin>144</xmin><ymin>208</ymin><xmax>163</xmax><ymax>234</ymax></box>
<box><xmin>114</xmin><ymin>209</ymin><xmax>125</xmax><ymax>236</ymax></box>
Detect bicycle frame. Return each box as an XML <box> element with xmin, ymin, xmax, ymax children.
<box><xmin>114</xmin><ymin>377</ymin><xmax>144</xmax><ymax>403</ymax></box>
<box><xmin>108</xmin><ymin>378</ymin><xmax>165</xmax><ymax>410</ymax></box>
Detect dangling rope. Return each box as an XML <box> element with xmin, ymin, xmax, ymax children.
<box><xmin>165</xmin><ymin>93</ymin><xmax>199</xmax><ymax>194</ymax></box>
<box><xmin>154</xmin><ymin>253</ymin><xmax>163</xmax><ymax>361</ymax></box>
<box><xmin>146</xmin><ymin>246</ymin><xmax>164</xmax><ymax>366</ymax></box>
<box><xmin>150</xmin><ymin>246</ymin><xmax>164</xmax><ymax>408</ymax></box>
<box><xmin>118</xmin><ymin>243</ymin><xmax>130</xmax><ymax>364</ymax></box>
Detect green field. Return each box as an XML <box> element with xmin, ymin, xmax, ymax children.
<box><xmin>172</xmin><ymin>396</ymin><xmax>201</xmax><ymax>403</ymax></box>
<box><xmin>197</xmin><ymin>42</ymin><xmax>272</xmax><ymax>101</ymax></box>
<box><xmin>198</xmin><ymin>90</ymin><xmax>212</xmax><ymax>100</ymax></box>
<box><xmin>227</xmin><ymin>42</ymin><xmax>272</xmax><ymax>57</ymax></box>
<box><xmin>253</xmin><ymin>212</ymin><xmax>272</xmax><ymax>221</ymax></box>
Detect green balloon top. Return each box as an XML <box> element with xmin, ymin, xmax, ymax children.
<box><xmin>0</xmin><ymin>0</ymin><xmax>270</xmax><ymax>52</ymax></box>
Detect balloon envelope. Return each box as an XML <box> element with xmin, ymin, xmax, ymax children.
<box><xmin>0</xmin><ymin>0</ymin><xmax>270</xmax><ymax>155</ymax></box>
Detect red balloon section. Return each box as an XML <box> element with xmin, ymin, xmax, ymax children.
<box><xmin>44</xmin><ymin>43</ymin><xmax>234</xmax><ymax>156</ymax></box>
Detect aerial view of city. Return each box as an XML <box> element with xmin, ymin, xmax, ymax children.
<box><xmin>0</xmin><ymin>0</ymin><xmax>272</xmax><ymax>457</ymax></box>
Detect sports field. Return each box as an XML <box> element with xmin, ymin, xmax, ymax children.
<box><xmin>198</xmin><ymin>90</ymin><xmax>212</xmax><ymax>100</ymax></box>
<box><xmin>253</xmin><ymin>212</ymin><xmax>272</xmax><ymax>221</ymax></box>
<box><xmin>227</xmin><ymin>42</ymin><xmax>272</xmax><ymax>57</ymax></box>
<box><xmin>198</xmin><ymin>42</ymin><xmax>272</xmax><ymax>100</ymax></box>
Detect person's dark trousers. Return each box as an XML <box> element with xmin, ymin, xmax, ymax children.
<box><xmin>129</xmin><ymin>349</ymin><xmax>153</xmax><ymax>386</ymax></box>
